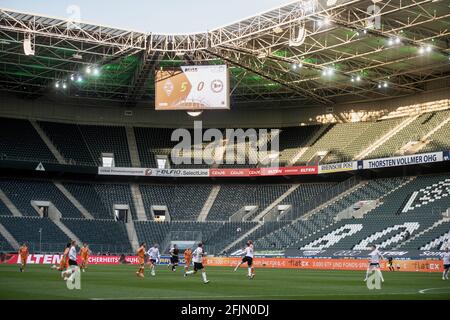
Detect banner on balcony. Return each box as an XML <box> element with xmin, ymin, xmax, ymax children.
<box><xmin>97</xmin><ymin>152</ymin><xmax>445</xmax><ymax>177</ymax></box>
<box><xmin>98</xmin><ymin>167</ymin><xmax>209</xmax><ymax>177</ymax></box>
<box><xmin>318</xmin><ymin>161</ymin><xmax>358</xmax><ymax>174</ymax></box>
<box><xmin>98</xmin><ymin>166</ymin><xmax>318</xmax><ymax>177</ymax></box>
<box><xmin>362</xmin><ymin>151</ymin><xmax>443</xmax><ymax>170</ymax></box>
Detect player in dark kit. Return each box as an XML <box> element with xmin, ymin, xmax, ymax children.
<box><xmin>168</xmin><ymin>244</ymin><xmax>180</xmax><ymax>272</ymax></box>
<box><xmin>387</xmin><ymin>256</ymin><xmax>395</xmax><ymax>271</ymax></box>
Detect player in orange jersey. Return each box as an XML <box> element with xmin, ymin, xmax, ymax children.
<box><xmin>79</xmin><ymin>243</ymin><xmax>90</xmax><ymax>272</ymax></box>
<box><xmin>18</xmin><ymin>243</ymin><xmax>29</xmax><ymax>272</ymax></box>
<box><xmin>136</xmin><ymin>242</ymin><xmax>146</xmax><ymax>278</ymax></box>
<box><xmin>54</xmin><ymin>243</ymin><xmax>70</xmax><ymax>271</ymax></box>
<box><xmin>184</xmin><ymin>247</ymin><xmax>193</xmax><ymax>274</ymax></box>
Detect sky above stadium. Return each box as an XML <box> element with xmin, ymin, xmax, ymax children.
<box><xmin>0</xmin><ymin>0</ymin><xmax>295</xmax><ymax>33</ymax></box>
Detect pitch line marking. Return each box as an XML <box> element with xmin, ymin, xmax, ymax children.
<box><xmin>418</xmin><ymin>287</ymin><xmax>450</xmax><ymax>294</ymax></box>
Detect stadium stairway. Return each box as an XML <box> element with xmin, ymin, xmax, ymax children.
<box><xmin>355</xmin><ymin>115</ymin><xmax>418</xmax><ymax>160</ymax></box>
<box><xmin>394</xmin><ymin>216</ymin><xmax>450</xmax><ymax>249</ymax></box>
<box><xmin>125</xmin><ymin>221</ymin><xmax>140</xmax><ymax>251</ymax></box>
<box><xmin>197</xmin><ymin>185</ymin><xmax>221</xmax><ymax>222</ymax></box>
<box><xmin>252</xmin><ymin>184</ymin><xmax>300</xmax><ymax>221</ymax></box>
<box><xmin>252</xmin><ymin>177</ymin><xmax>412</xmax><ymax>250</ymax></box>
<box><xmin>288</xmin><ymin>124</ymin><xmax>330</xmax><ymax>166</ymax></box>
<box><xmin>301</xmin><ymin>177</ymin><xmax>415</xmax><ymax>248</ymax></box>
<box><xmin>53</xmin><ymin>220</ymin><xmax>82</xmax><ymax>245</ymax></box>
<box><xmin>0</xmin><ymin>222</ymin><xmax>19</xmax><ymax>250</ymax></box>
<box><xmin>130</xmin><ymin>184</ymin><xmax>147</xmax><ymax>221</ymax></box>
<box><xmin>414</xmin><ymin>115</ymin><xmax>450</xmax><ymax>154</ymax></box>
<box><xmin>418</xmin><ymin>221</ymin><xmax>450</xmax><ymax>250</ymax></box>
<box><xmin>222</xmin><ymin>222</ymin><xmax>263</xmax><ymax>253</ymax></box>
<box><xmin>30</xmin><ymin>120</ymin><xmax>67</xmax><ymax>164</ymax></box>
<box><xmin>295</xmin><ymin>176</ymin><xmax>446</xmax><ymax>251</ymax></box>
<box><xmin>0</xmin><ymin>189</ymin><xmax>21</xmax><ymax>216</ymax></box>
<box><xmin>125</xmin><ymin>126</ymin><xmax>142</xmax><ymax>167</ymax></box>
<box><xmin>53</xmin><ymin>182</ymin><xmax>94</xmax><ymax>219</ymax></box>
<box><xmin>291</xmin><ymin>179</ymin><xmax>366</xmax><ymax>222</ymax></box>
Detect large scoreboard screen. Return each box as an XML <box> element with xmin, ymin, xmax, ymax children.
<box><xmin>155</xmin><ymin>65</ymin><xmax>229</xmax><ymax>110</ymax></box>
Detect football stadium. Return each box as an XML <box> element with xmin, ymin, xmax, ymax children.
<box><xmin>0</xmin><ymin>0</ymin><xmax>450</xmax><ymax>306</ymax></box>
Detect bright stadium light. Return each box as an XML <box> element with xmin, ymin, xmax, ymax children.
<box><xmin>419</xmin><ymin>45</ymin><xmax>432</xmax><ymax>54</ymax></box>
<box><xmin>55</xmin><ymin>82</ymin><xmax>60</xmax><ymax>89</ymax></box>
<box><xmin>70</xmin><ymin>74</ymin><xmax>75</xmax><ymax>81</ymax></box>
<box><xmin>351</xmin><ymin>75</ymin><xmax>361</xmax><ymax>83</ymax></box>
<box><xmin>322</xmin><ymin>67</ymin><xmax>334</xmax><ymax>76</ymax></box>
<box><xmin>292</xmin><ymin>62</ymin><xmax>302</xmax><ymax>70</ymax></box>
<box><xmin>388</xmin><ymin>37</ymin><xmax>401</xmax><ymax>46</ymax></box>
<box><xmin>62</xmin><ymin>82</ymin><xmax>67</xmax><ymax>89</ymax></box>
<box><xmin>377</xmin><ymin>81</ymin><xmax>388</xmax><ymax>88</ymax></box>
<box><xmin>85</xmin><ymin>66</ymin><xmax>92</xmax><ymax>74</ymax></box>
<box><xmin>93</xmin><ymin>67</ymin><xmax>100</xmax><ymax>76</ymax></box>
<box><xmin>77</xmin><ymin>75</ymin><xmax>83</xmax><ymax>83</ymax></box>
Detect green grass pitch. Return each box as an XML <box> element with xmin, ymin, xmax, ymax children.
<box><xmin>0</xmin><ymin>264</ymin><xmax>449</xmax><ymax>300</ymax></box>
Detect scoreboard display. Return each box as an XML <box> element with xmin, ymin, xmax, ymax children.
<box><xmin>155</xmin><ymin>65</ymin><xmax>229</xmax><ymax>110</ymax></box>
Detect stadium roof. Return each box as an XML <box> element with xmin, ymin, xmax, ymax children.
<box><xmin>0</xmin><ymin>0</ymin><xmax>449</xmax><ymax>107</ymax></box>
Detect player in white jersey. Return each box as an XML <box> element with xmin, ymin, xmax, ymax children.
<box><xmin>364</xmin><ymin>244</ymin><xmax>385</xmax><ymax>283</ymax></box>
<box><xmin>184</xmin><ymin>242</ymin><xmax>209</xmax><ymax>284</ymax></box>
<box><xmin>61</xmin><ymin>240</ymin><xmax>79</xmax><ymax>281</ymax></box>
<box><xmin>146</xmin><ymin>244</ymin><xmax>160</xmax><ymax>276</ymax></box>
<box><xmin>441</xmin><ymin>247</ymin><xmax>450</xmax><ymax>280</ymax></box>
<box><xmin>233</xmin><ymin>240</ymin><xmax>255</xmax><ymax>279</ymax></box>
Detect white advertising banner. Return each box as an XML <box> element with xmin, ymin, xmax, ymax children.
<box><xmin>363</xmin><ymin>152</ymin><xmax>443</xmax><ymax>169</ymax></box>
<box><xmin>98</xmin><ymin>167</ymin><xmax>149</xmax><ymax>176</ymax></box>
<box><xmin>98</xmin><ymin>167</ymin><xmax>209</xmax><ymax>177</ymax></box>
<box><xmin>318</xmin><ymin>161</ymin><xmax>358</xmax><ymax>174</ymax></box>
<box><xmin>150</xmin><ymin>168</ymin><xmax>210</xmax><ymax>177</ymax></box>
